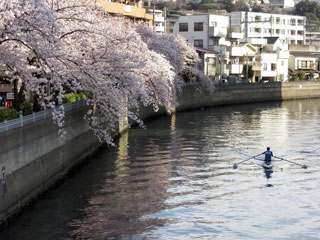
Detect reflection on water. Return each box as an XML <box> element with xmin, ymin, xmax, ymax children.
<box><xmin>1</xmin><ymin>99</ymin><xmax>320</xmax><ymax>239</ymax></box>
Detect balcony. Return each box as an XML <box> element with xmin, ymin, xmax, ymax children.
<box><xmin>228</xmin><ymin>32</ymin><xmax>244</xmax><ymax>39</ymax></box>
<box><xmin>97</xmin><ymin>0</ymin><xmax>152</xmax><ymax>21</ymax></box>
<box><xmin>0</xmin><ymin>84</ymin><xmax>12</xmax><ymax>93</ymax></box>
<box><xmin>220</xmin><ymin>64</ymin><xmax>229</xmax><ymax>75</ymax></box>
<box><xmin>154</xmin><ymin>26</ymin><xmax>165</xmax><ymax>32</ymax></box>
<box><xmin>230</xmin><ymin>47</ymin><xmax>245</xmax><ymax>57</ymax></box>
<box><xmin>230</xmin><ymin>64</ymin><xmax>244</xmax><ymax>74</ymax></box>
<box><xmin>154</xmin><ymin>16</ymin><xmax>164</xmax><ymax>22</ymax></box>
<box><xmin>252</xmin><ymin>64</ymin><xmax>261</xmax><ymax>71</ymax></box>
<box><xmin>209</xmin><ymin>27</ymin><xmax>227</xmax><ymax>38</ymax></box>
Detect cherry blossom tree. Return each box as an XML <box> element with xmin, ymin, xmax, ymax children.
<box><xmin>0</xmin><ymin>0</ymin><xmax>213</xmax><ymax>144</ymax></box>
<box><xmin>135</xmin><ymin>24</ymin><xmax>213</xmax><ymax>90</ymax></box>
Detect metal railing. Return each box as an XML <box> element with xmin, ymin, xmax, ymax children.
<box><xmin>0</xmin><ymin>100</ymin><xmax>86</xmax><ymax>133</ymax></box>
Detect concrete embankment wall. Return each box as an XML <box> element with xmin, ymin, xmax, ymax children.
<box><xmin>0</xmin><ymin>107</ymin><xmax>100</xmax><ymax>223</ymax></box>
<box><xmin>1</xmin><ymin>81</ymin><xmax>320</xmax><ymax>223</ymax></box>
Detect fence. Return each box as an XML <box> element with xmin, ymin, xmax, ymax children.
<box><xmin>0</xmin><ymin>100</ymin><xmax>86</xmax><ymax>133</ymax></box>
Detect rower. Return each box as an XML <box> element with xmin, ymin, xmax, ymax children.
<box><xmin>263</xmin><ymin>147</ymin><xmax>273</xmax><ymax>165</ymax></box>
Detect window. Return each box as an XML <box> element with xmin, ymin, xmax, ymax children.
<box><xmin>290</xmin><ymin>18</ymin><xmax>296</xmax><ymax>26</ymax></box>
<box><xmin>194</xmin><ymin>39</ymin><xmax>203</xmax><ymax>48</ymax></box>
<box><xmin>291</xmin><ymin>30</ymin><xmax>296</xmax><ymax>35</ymax></box>
<box><xmin>179</xmin><ymin>23</ymin><xmax>188</xmax><ymax>32</ymax></box>
<box><xmin>297</xmin><ymin>40</ymin><xmax>303</xmax><ymax>45</ymax></box>
<box><xmin>276</xmin><ymin>17</ymin><xmax>280</xmax><ymax>24</ymax></box>
<box><xmin>209</xmin><ymin>38</ymin><xmax>219</xmax><ymax>46</ymax></box>
<box><xmin>194</xmin><ymin>22</ymin><xmax>203</xmax><ymax>31</ymax></box>
<box><xmin>263</xmin><ymin>63</ymin><xmax>267</xmax><ymax>71</ymax></box>
<box><xmin>300</xmin><ymin>61</ymin><xmax>307</xmax><ymax>69</ymax></box>
<box><xmin>211</xmin><ymin>21</ymin><xmax>217</xmax><ymax>27</ymax></box>
<box><xmin>271</xmin><ymin>63</ymin><xmax>276</xmax><ymax>71</ymax></box>
<box><xmin>254</xmin><ymin>28</ymin><xmax>261</xmax><ymax>33</ymax></box>
<box><xmin>282</xmin><ymin>19</ymin><xmax>286</xmax><ymax>25</ymax></box>
<box><xmin>281</xmin><ymin>60</ymin><xmax>284</xmax><ymax>66</ymax></box>
<box><xmin>297</xmin><ymin>30</ymin><xmax>304</xmax><ymax>36</ymax></box>
<box><xmin>281</xmin><ymin>29</ymin><xmax>285</xmax><ymax>35</ymax></box>
<box><xmin>255</xmin><ymin>15</ymin><xmax>261</xmax><ymax>21</ymax></box>
<box><xmin>276</xmin><ymin>29</ymin><xmax>280</xmax><ymax>34</ymax></box>
<box><xmin>298</xmin><ymin>19</ymin><xmax>304</xmax><ymax>26</ymax></box>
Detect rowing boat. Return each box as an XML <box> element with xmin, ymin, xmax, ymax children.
<box><xmin>263</xmin><ymin>162</ymin><xmax>273</xmax><ymax>169</ymax></box>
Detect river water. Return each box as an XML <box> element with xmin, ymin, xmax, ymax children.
<box><xmin>1</xmin><ymin>99</ymin><xmax>320</xmax><ymax>239</ymax></box>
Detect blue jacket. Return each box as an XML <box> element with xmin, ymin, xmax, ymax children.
<box><xmin>264</xmin><ymin>150</ymin><xmax>273</xmax><ymax>161</ymax></box>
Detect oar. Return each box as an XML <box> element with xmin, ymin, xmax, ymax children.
<box><xmin>273</xmin><ymin>156</ymin><xmax>308</xmax><ymax>169</ymax></box>
<box><xmin>233</xmin><ymin>153</ymin><xmax>263</xmax><ymax>169</ymax></box>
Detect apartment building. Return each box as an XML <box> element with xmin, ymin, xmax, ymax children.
<box><xmin>268</xmin><ymin>0</ymin><xmax>295</xmax><ymax>9</ymax></box>
<box><xmin>148</xmin><ymin>9</ymin><xmax>165</xmax><ymax>33</ymax></box>
<box><xmin>173</xmin><ymin>14</ymin><xmax>230</xmax><ymax>49</ymax></box>
<box><xmin>306</xmin><ymin>32</ymin><xmax>320</xmax><ymax>45</ymax></box>
<box><xmin>229</xmin><ymin>11</ymin><xmax>306</xmax><ymax>44</ymax></box>
<box><xmin>96</xmin><ymin>0</ymin><xmax>153</xmax><ymax>26</ymax></box>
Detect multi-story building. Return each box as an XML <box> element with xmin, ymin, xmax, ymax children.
<box><xmin>253</xmin><ymin>37</ymin><xmax>290</xmax><ymax>82</ymax></box>
<box><xmin>173</xmin><ymin>14</ymin><xmax>291</xmax><ymax>82</ymax></box>
<box><xmin>268</xmin><ymin>0</ymin><xmax>295</xmax><ymax>9</ymax></box>
<box><xmin>173</xmin><ymin>14</ymin><xmax>230</xmax><ymax>49</ymax></box>
<box><xmin>229</xmin><ymin>11</ymin><xmax>306</xmax><ymax>44</ymax></box>
<box><xmin>305</xmin><ymin>32</ymin><xmax>320</xmax><ymax>45</ymax></box>
<box><xmin>148</xmin><ymin>9</ymin><xmax>165</xmax><ymax>33</ymax></box>
<box><xmin>96</xmin><ymin>0</ymin><xmax>153</xmax><ymax>26</ymax></box>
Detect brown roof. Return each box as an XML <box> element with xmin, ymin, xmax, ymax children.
<box><xmin>290</xmin><ymin>51</ymin><xmax>318</xmax><ymax>58</ymax></box>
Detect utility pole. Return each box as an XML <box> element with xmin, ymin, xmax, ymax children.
<box><xmin>164</xmin><ymin>7</ymin><xmax>167</xmax><ymax>33</ymax></box>
<box><xmin>152</xmin><ymin>0</ymin><xmax>155</xmax><ymax>32</ymax></box>
<box><xmin>246</xmin><ymin>52</ymin><xmax>248</xmax><ymax>83</ymax></box>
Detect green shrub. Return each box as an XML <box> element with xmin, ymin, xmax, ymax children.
<box><xmin>20</xmin><ymin>102</ymin><xmax>33</xmax><ymax>116</ymax></box>
<box><xmin>0</xmin><ymin>108</ymin><xmax>19</xmax><ymax>123</ymax></box>
<box><xmin>63</xmin><ymin>92</ymin><xmax>87</xmax><ymax>103</ymax></box>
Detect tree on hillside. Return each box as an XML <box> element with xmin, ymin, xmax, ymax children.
<box><xmin>224</xmin><ymin>0</ymin><xmax>234</xmax><ymax>12</ymax></box>
<box><xmin>293</xmin><ymin>0</ymin><xmax>320</xmax><ymax>29</ymax></box>
<box><xmin>233</xmin><ymin>0</ymin><xmax>249</xmax><ymax>11</ymax></box>
<box><xmin>0</xmin><ymin>0</ymin><xmax>213</xmax><ymax>145</ymax></box>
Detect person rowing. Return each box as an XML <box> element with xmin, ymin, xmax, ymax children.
<box><xmin>263</xmin><ymin>147</ymin><xmax>273</xmax><ymax>166</ymax></box>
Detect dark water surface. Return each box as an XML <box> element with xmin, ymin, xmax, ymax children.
<box><xmin>1</xmin><ymin>100</ymin><xmax>320</xmax><ymax>240</ymax></box>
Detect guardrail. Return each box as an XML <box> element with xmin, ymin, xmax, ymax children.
<box><xmin>0</xmin><ymin>100</ymin><xmax>86</xmax><ymax>133</ymax></box>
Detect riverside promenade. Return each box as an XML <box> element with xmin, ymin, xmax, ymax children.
<box><xmin>1</xmin><ymin>81</ymin><xmax>320</xmax><ymax>223</ymax></box>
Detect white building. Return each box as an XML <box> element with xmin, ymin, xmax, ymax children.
<box><xmin>268</xmin><ymin>0</ymin><xmax>295</xmax><ymax>9</ymax></box>
<box><xmin>173</xmin><ymin>14</ymin><xmax>231</xmax><ymax>49</ymax></box>
<box><xmin>148</xmin><ymin>9</ymin><xmax>165</xmax><ymax>33</ymax></box>
<box><xmin>253</xmin><ymin>37</ymin><xmax>289</xmax><ymax>82</ymax></box>
<box><xmin>229</xmin><ymin>11</ymin><xmax>306</xmax><ymax>44</ymax></box>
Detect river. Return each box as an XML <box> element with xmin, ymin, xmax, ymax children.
<box><xmin>1</xmin><ymin>99</ymin><xmax>320</xmax><ymax>239</ymax></box>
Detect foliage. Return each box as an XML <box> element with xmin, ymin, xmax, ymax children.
<box><xmin>224</xmin><ymin>0</ymin><xmax>235</xmax><ymax>12</ymax></box>
<box><xmin>291</xmin><ymin>75</ymin><xmax>297</xmax><ymax>81</ymax></box>
<box><xmin>279</xmin><ymin>74</ymin><xmax>284</xmax><ymax>81</ymax></box>
<box><xmin>233</xmin><ymin>0</ymin><xmax>249</xmax><ymax>11</ymax></box>
<box><xmin>242</xmin><ymin>64</ymin><xmax>254</xmax><ymax>80</ymax></box>
<box><xmin>251</xmin><ymin>5</ymin><xmax>263</xmax><ymax>12</ymax></box>
<box><xmin>0</xmin><ymin>108</ymin><xmax>19</xmax><ymax>123</ymax></box>
<box><xmin>298</xmin><ymin>71</ymin><xmax>306</xmax><ymax>80</ymax></box>
<box><xmin>0</xmin><ymin>0</ymin><xmax>213</xmax><ymax>144</ymax></box>
<box><xmin>20</xmin><ymin>102</ymin><xmax>33</xmax><ymax>116</ymax></box>
<box><xmin>293</xmin><ymin>0</ymin><xmax>320</xmax><ymax>30</ymax></box>
<box><xmin>199</xmin><ymin>3</ymin><xmax>220</xmax><ymax>10</ymax></box>
<box><xmin>309</xmin><ymin>72</ymin><xmax>315</xmax><ymax>80</ymax></box>
<box><xmin>63</xmin><ymin>92</ymin><xmax>87</xmax><ymax>103</ymax></box>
